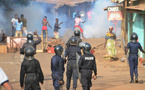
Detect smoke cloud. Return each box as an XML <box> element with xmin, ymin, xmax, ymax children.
<box><xmin>1</xmin><ymin>1</ymin><xmax>68</xmax><ymax>37</ymax></box>
<box><xmin>0</xmin><ymin>1</ymin><xmax>121</xmax><ymax>38</ymax></box>
<box><xmin>0</xmin><ymin>9</ymin><xmax>6</xmax><ymax>33</ymax></box>
<box><xmin>83</xmin><ymin>0</ymin><xmax>121</xmax><ymax>38</ymax></box>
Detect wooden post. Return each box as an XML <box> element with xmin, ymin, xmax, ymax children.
<box><xmin>143</xmin><ymin>14</ymin><xmax>145</xmax><ymax>59</ymax></box>
<box><xmin>124</xmin><ymin>1</ymin><xmax>128</xmax><ymax>42</ymax></box>
<box><xmin>46</xmin><ymin>30</ymin><xmax>48</xmax><ymax>43</ymax></box>
<box><xmin>12</xmin><ymin>37</ymin><xmax>14</xmax><ymax>53</ymax></box>
<box><xmin>41</xmin><ymin>31</ymin><xmax>44</xmax><ymax>51</ymax></box>
<box><xmin>10</xmin><ymin>37</ymin><xmax>12</xmax><ymax>53</ymax></box>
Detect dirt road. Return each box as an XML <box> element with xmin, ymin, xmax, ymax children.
<box><xmin>1</xmin><ymin>38</ymin><xmax>145</xmax><ymax>90</ymax></box>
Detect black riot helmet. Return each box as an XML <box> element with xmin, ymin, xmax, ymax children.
<box><xmin>24</xmin><ymin>46</ymin><xmax>35</xmax><ymax>57</ymax></box>
<box><xmin>130</xmin><ymin>32</ymin><xmax>138</xmax><ymax>43</ymax></box>
<box><xmin>54</xmin><ymin>45</ymin><xmax>63</xmax><ymax>55</ymax></box>
<box><xmin>27</xmin><ymin>34</ymin><xmax>34</xmax><ymax>43</ymax></box>
<box><xmin>82</xmin><ymin>43</ymin><xmax>92</xmax><ymax>54</ymax></box>
<box><xmin>70</xmin><ymin>37</ymin><xmax>77</xmax><ymax>46</ymax></box>
<box><xmin>74</xmin><ymin>30</ymin><xmax>80</xmax><ymax>36</ymax></box>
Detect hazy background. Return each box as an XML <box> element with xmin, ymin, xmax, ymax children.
<box><xmin>0</xmin><ymin>0</ymin><xmax>121</xmax><ymax>38</ymax></box>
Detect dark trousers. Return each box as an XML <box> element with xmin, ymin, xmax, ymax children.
<box><xmin>128</xmin><ymin>55</ymin><xmax>138</xmax><ymax>78</ymax></box>
<box><xmin>24</xmin><ymin>75</ymin><xmax>40</xmax><ymax>90</ymax></box>
<box><xmin>52</xmin><ymin>72</ymin><xmax>60</xmax><ymax>90</ymax></box>
<box><xmin>12</xmin><ymin>27</ymin><xmax>16</xmax><ymax>37</ymax></box>
<box><xmin>66</xmin><ymin>60</ymin><xmax>78</xmax><ymax>89</ymax></box>
<box><xmin>42</xmin><ymin>30</ymin><xmax>47</xmax><ymax>39</ymax></box>
<box><xmin>81</xmin><ymin>69</ymin><xmax>92</xmax><ymax>90</ymax></box>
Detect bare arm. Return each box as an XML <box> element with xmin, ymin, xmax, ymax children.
<box><xmin>3</xmin><ymin>82</ymin><xmax>13</xmax><ymax>90</ymax></box>
<box><xmin>57</xmin><ymin>22</ymin><xmax>63</xmax><ymax>27</ymax></box>
<box><xmin>47</xmin><ymin>21</ymin><xmax>52</xmax><ymax>29</ymax></box>
<box><xmin>104</xmin><ymin>39</ymin><xmax>107</xmax><ymax>48</ymax></box>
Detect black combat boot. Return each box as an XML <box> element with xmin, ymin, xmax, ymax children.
<box><xmin>135</xmin><ymin>75</ymin><xmax>138</xmax><ymax>83</ymax></box>
<box><xmin>130</xmin><ymin>77</ymin><xmax>134</xmax><ymax>83</ymax></box>
<box><xmin>67</xmin><ymin>88</ymin><xmax>69</xmax><ymax>90</ymax></box>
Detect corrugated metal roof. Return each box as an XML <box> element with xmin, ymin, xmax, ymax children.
<box><xmin>36</xmin><ymin>0</ymin><xmax>93</xmax><ymax>8</ymax></box>
<box><xmin>126</xmin><ymin>3</ymin><xmax>145</xmax><ymax>11</ymax></box>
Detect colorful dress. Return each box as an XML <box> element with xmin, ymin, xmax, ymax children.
<box><xmin>105</xmin><ymin>32</ymin><xmax>117</xmax><ymax>58</ymax></box>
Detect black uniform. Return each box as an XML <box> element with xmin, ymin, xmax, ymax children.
<box><xmin>20</xmin><ymin>58</ymin><xmax>44</xmax><ymax>90</ymax></box>
<box><xmin>66</xmin><ymin>36</ymin><xmax>82</xmax><ymax>47</ymax></box>
<box><xmin>79</xmin><ymin>53</ymin><xmax>97</xmax><ymax>90</ymax></box>
<box><xmin>65</xmin><ymin>46</ymin><xmax>81</xmax><ymax>89</ymax></box>
<box><xmin>20</xmin><ymin>38</ymin><xmax>41</xmax><ymax>54</ymax></box>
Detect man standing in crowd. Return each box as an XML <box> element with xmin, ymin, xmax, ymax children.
<box><xmin>0</xmin><ymin>67</ymin><xmax>13</xmax><ymax>90</ymax></box>
<box><xmin>21</xmin><ymin>14</ymin><xmax>27</xmax><ymax>36</ymax></box>
<box><xmin>74</xmin><ymin>16</ymin><xmax>85</xmax><ymax>38</ymax></box>
<box><xmin>51</xmin><ymin>45</ymin><xmax>65</xmax><ymax>90</ymax></box>
<box><xmin>65</xmin><ymin>38</ymin><xmax>81</xmax><ymax>90</ymax></box>
<box><xmin>20</xmin><ymin>46</ymin><xmax>44</xmax><ymax>90</ymax></box>
<box><xmin>73</xmin><ymin>11</ymin><xmax>77</xmax><ymax>19</ymax></box>
<box><xmin>11</xmin><ymin>14</ymin><xmax>18</xmax><ymax>37</ymax></box>
<box><xmin>42</xmin><ymin>16</ymin><xmax>52</xmax><ymax>39</ymax></box>
<box><xmin>13</xmin><ymin>18</ymin><xmax>23</xmax><ymax>37</ymax></box>
<box><xmin>66</xmin><ymin>30</ymin><xmax>82</xmax><ymax>47</ymax></box>
<box><xmin>54</xmin><ymin>18</ymin><xmax>63</xmax><ymax>39</ymax></box>
<box><xmin>79</xmin><ymin>42</ymin><xmax>97</xmax><ymax>90</ymax></box>
<box><xmin>126</xmin><ymin>33</ymin><xmax>145</xmax><ymax>83</ymax></box>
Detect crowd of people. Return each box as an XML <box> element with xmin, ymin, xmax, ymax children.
<box><xmin>11</xmin><ymin>14</ymin><xmax>63</xmax><ymax>39</ymax></box>
<box><xmin>11</xmin><ymin>14</ymin><xmax>27</xmax><ymax>37</ymax></box>
<box><xmin>10</xmin><ymin>10</ymin><xmax>86</xmax><ymax>39</ymax></box>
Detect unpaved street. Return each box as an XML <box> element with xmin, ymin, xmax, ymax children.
<box><xmin>1</xmin><ymin>38</ymin><xmax>145</xmax><ymax>90</ymax></box>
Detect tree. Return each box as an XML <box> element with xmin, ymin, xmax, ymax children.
<box><xmin>0</xmin><ymin>0</ymin><xmax>30</xmax><ymax>7</ymax></box>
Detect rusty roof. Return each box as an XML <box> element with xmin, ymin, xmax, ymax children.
<box><xmin>126</xmin><ymin>3</ymin><xmax>145</xmax><ymax>11</ymax></box>
<box><xmin>36</xmin><ymin>0</ymin><xmax>93</xmax><ymax>8</ymax></box>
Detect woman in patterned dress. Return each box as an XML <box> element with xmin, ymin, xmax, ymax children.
<box><xmin>104</xmin><ymin>27</ymin><xmax>117</xmax><ymax>60</ymax></box>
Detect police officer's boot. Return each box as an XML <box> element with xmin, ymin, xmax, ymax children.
<box><xmin>73</xmin><ymin>87</ymin><xmax>76</xmax><ymax>90</ymax></box>
<box><xmin>135</xmin><ymin>75</ymin><xmax>138</xmax><ymax>83</ymax></box>
<box><xmin>130</xmin><ymin>77</ymin><xmax>134</xmax><ymax>83</ymax></box>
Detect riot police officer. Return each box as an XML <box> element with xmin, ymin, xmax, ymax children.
<box><xmin>78</xmin><ymin>42</ymin><xmax>97</xmax><ymax>90</ymax></box>
<box><xmin>20</xmin><ymin>32</ymin><xmax>41</xmax><ymax>54</ymax></box>
<box><xmin>126</xmin><ymin>32</ymin><xmax>145</xmax><ymax>83</ymax></box>
<box><xmin>20</xmin><ymin>46</ymin><xmax>44</xmax><ymax>90</ymax></box>
<box><xmin>65</xmin><ymin>37</ymin><xmax>81</xmax><ymax>90</ymax></box>
<box><xmin>51</xmin><ymin>45</ymin><xmax>65</xmax><ymax>90</ymax></box>
<box><xmin>66</xmin><ymin>30</ymin><xmax>82</xmax><ymax>47</ymax></box>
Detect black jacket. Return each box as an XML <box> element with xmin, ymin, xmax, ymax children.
<box><xmin>20</xmin><ymin>58</ymin><xmax>44</xmax><ymax>87</ymax></box>
<box><xmin>66</xmin><ymin>36</ymin><xmax>82</xmax><ymax>47</ymax></box>
<box><xmin>20</xmin><ymin>38</ymin><xmax>41</xmax><ymax>54</ymax></box>
<box><xmin>51</xmin><ymin>55</ymin><xmax>64</xmax><ymax>81</ymax></box>
<box><xmin>65</xmin><ymin>46</ymin><xmax>81</xmax><ymax>60</ymax></box>
<box><xmin>78</xmin><ymin>53</ymin><xmax>97</xmax><ymax>75</ymax></box>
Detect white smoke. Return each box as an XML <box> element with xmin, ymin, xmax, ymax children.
<box><xmin>3</xmin><ymin>1</ymin><xmax>68</xmax><ymax>37</ymax></box>
<box><xmin>0</xmin><ymin>9</ymin><xmax>6</xmax><ymax>32</ymax></box>
<box><xmin>83</xmin><ymin>0</ymin><xmax>121</xmax><ymax>38</ymax></box>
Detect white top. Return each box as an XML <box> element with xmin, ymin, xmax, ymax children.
<box><xmin>0</xmin><ymin>68</ymin><xmax>8</xmax><ymax>85</ymax></box>
<box><xmin>74</xmin><ymin>18</ymin><xmax>82</xmax><ymax>26</ymax></box>
<box><xmin>11</xmin><ymin>18</ymin><xmax>18</xmax><ymax>25</ymax></box>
